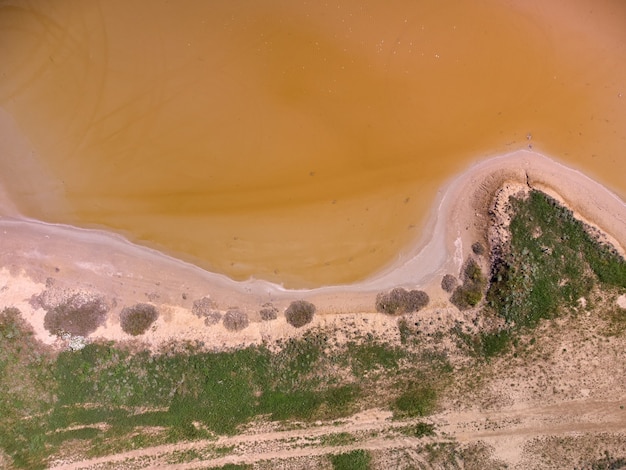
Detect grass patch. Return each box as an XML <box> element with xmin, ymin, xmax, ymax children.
<box><xmin>346</xmin><ymin>341</ymin><xmax>406</xmax><ymax>376</ymax></box>
<box><xmin>488</xmin><ymin>190</ymin><xmax>626</xmax><ymax>329</ymax></box>
<box><xmin>0</xmin><ymin>308</ymin><xmax>54</xmax><ymax>469</ymax></box>
<box><xmin>0</xmin><ymin>317</ymin><xmax>446</xmax><ymax>467</ymax></box>
<box><xmin>393</xmin><ymin>384</ymin><xmax>437</xmax><ymax>418</ymax></box>
<box><xmin>319</xmin><ymin>432</ymin><xmax>357</xmax><ymax>446</ymax></box>
<box><xmin>398</xmin><ymin>422</ymin><xmax>436</xmax><ymax>438</ymax></box>
<box><xmin>453</xmin><ymin>190</ymin><xmax>626</xmax><ymax>362</ymax></box>
<box><xmin>452</xmin><ymin>327</ymin><xmax>511</xmax><ymax>361</ymax></box>
<box><xmin>330</xmin><ymin>449</ymin><xmax>372</xmax><ymax>470</ymax></box>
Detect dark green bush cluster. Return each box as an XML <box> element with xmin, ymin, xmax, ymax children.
<box><xmin>284</xmin><ymin>300</ymin><xmax>316</xmax><ymax>328</ymax></box>
<box><xmin>450</xmin><ymin>258</ymin><xmax>486</xmax><ymax>310</ymax></box>
<box><xmin>120</xmin><ymin>303</ymin><xmax>158</xmax><ymax>336</ymax></box>
<box><xmin>375</xmin><ymin>288</ymin><xmax>429</xmax><ymax>315</ymax></box>
<box><xmin>223</xmin><ymin>309</ymin><xmax>249</xmax><ymax>331</ymax></box>
<box><xmin>43</xmin><ymin>294</ymin><xmax>109</xmax><ymax>336</ymax></box>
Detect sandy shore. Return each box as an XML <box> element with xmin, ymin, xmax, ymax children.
<box><xmin>1</xmin><ymin>149</ymin><xmax>625</xmax><ymax>349</ymax></box>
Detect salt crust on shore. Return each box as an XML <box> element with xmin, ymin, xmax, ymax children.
<box><xmin>1</xmin><ymin>150</ymin><xmax>625</xmax><ymax>348</ymax></box>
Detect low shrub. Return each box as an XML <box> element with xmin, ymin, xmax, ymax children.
<box><xmin>120</xmin><ymin>303</ymin><xmax>158</xmax><ymax>336</ymax></box>
<box><xmin>375</xmin><ymin>288</ymin><xmax>429</xmax><ymax>315</ymax></box>
<box><xmin>284</xmin><ymin>300</ymin><xmax>316</xmax><ymax>328</ymax></box>
<box><xmin>450</xmin><ymin>258</ymin><xmax>486</xmax><ymax>310</ymax></box>
<box><xmin>259</xmin><ymin>303</ymin><xmax>278</xmax><ymax>321</ymax></box>
<box><xmin>43</xmin><ymin>294</ymin><xmax>109</xmax><ymax>336</ymax></box>
<box><xmin>450</xmin><ymin>286</ymin><xmax>483</xmax><ymax>310</ymax></box>
<box><xmin>472</xmin><ymin>241</ymin><xmax>486</xmax><ymax>255</ymax></box>
<box><xmin>441</xmin><ymin>274</ymin><xmax>457</xmax><ymax>292</ymax></box>
<box><xmin>223</xmin><ymin>309</ymin><xmax>249</xmax><ymax>331</ymax></box>
<box><xmin>193</xmin><ymin>297</ymin><xmax>222</xmax><ymax>325</ymax></box>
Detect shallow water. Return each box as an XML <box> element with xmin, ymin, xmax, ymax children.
<box><xmin>1</xmin><ymin>0</ymin><xmax>625</xmax><ymax>288</ymax></box>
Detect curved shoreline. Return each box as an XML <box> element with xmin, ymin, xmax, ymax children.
<box><xmin>1</xmin><ymin>149</ymin><xmax>625</xmax><ymax>346</ymax></box>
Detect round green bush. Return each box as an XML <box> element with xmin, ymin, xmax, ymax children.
<box><xmin>120</xmin><ymin>303</ymin><xmax>159</xmax><ymax>336</ymax></box>
<box><xmin>284</xmin><ymin>300</ymin><xmax>316</xmax><ymax>328</ymax></box>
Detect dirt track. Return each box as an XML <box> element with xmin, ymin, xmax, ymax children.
<box><xmin>50</xmin><ymin>398</ymin><xmax>626</xmax><ymax>469</ymax></box>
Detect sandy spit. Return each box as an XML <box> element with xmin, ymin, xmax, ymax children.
<box><xmin>0</xmin><ymin>149</ymin><xmax>624</xmax><ymax>348</ymax></box>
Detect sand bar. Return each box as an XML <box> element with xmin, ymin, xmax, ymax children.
<box><xmin>1</xmin><ymin>150</ymin><xmax>625</xmax><ymax>348</ymax></box>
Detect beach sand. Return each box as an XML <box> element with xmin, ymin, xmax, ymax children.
<box><xmin>1</xmin><ymin>149</ymin><xmax>625</xmax><ymax>349</ymax></box>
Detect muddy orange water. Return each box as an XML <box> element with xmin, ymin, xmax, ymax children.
<box><xmin>1</xmin><ymin>0</ymin><xmax>625</xmax><ymax>288</ymax></box>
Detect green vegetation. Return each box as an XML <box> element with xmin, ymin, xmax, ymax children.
<box><xmin>398</xmin><ymin>422</ymin><xmax>436</xmax><ymax>438</ymax></box>
<box><xmin>319</xmin><ymin>432</ymin><xmax>357</xmax><ymax>446</ymax></box>
<box><xmin>346</xmin><ymin>340</ymin><xmax>405</xmax><ymax>376</ymax></box>
<box><xmin>488</xmin><ymin>190</ymin><xmax>626</xmax><ymax>329</ymax></box>
<box><xmin>452</xmin><ymin>327</ymin><xmax>511</xmax><ymax>361</ymax></box>
<box><xmin>455</xmin><ymin>189</ymin><xmax>626</xmax><ymax>361</ymax></box>
<box><xmin>450</xmin><ymin>259</ymin><xmax>486</xmax><ymax>310</ymax></box>
<box><xmin>375</xmin><ymin>288</ymin><xmax>429</xmax><ymax>315</ymax></box>
<box><xmin>330</xmin><ymin>449</ymin><xmax>372</xmax><ymax>470</ymax></box>
<box><xmin>284</xmin><ymin>300</ymin><xmax>316</xmax><ymax>327</ymax></box>
<box><xmin>120</xmin><ymin>303</ymin><xmax>158</xmax><ymax>336</ymax></box>
<box><xmin>393</xmin><ymin>384</ymin><xmax>437</xmax><ymax>418</ymax></box>
<box><xmin>0</xmin><ymin>308</ymin><xmax>54</xmax><ymax>469</ymax></box>
<box><xmin>0</xmin><ymin>316</ymin><xmax>453</xmax><ymax>468</ymax></box>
